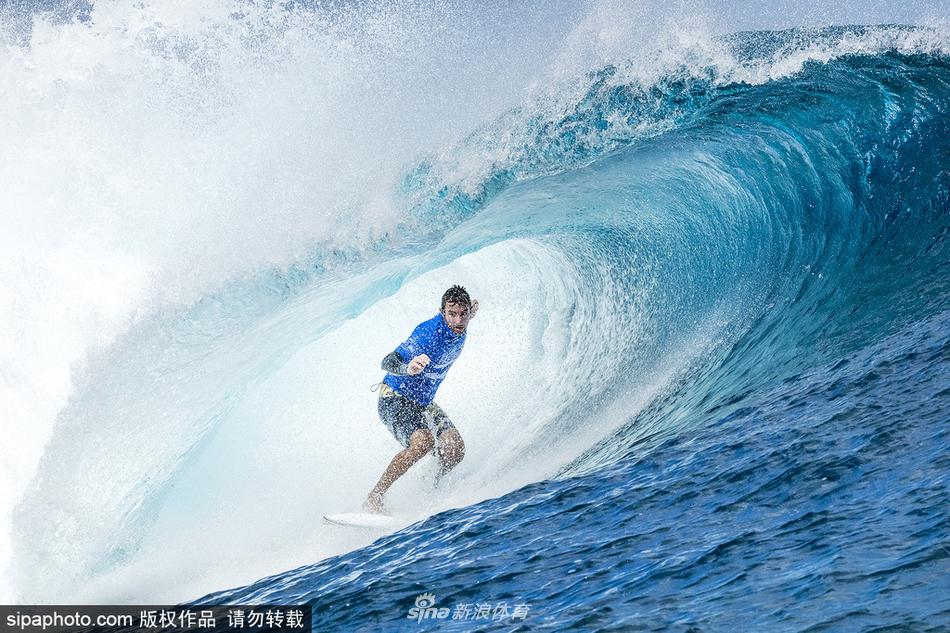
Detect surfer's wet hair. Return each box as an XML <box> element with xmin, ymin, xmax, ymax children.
<box><xmin>441</xmin><ymin>285</ymin><xmax>472</xmax><ymax>311</ymax></box>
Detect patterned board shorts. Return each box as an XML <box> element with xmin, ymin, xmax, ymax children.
<box><xmin>376</xmin><ymin>383</ymin><xmax>457</xmax><ymax>448</ymax></box>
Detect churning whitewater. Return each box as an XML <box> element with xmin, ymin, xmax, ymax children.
<box><xmin>2</xmin><ymin>1</ymin><xmax>949</xmax><ymax>630</ymax></box>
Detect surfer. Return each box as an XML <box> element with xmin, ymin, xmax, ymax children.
<box><xmin>364</xmin><ymin>285</ymin><xmax>478</xmax><ymax>514</ymax></box>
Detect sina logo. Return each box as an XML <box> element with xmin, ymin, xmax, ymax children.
<box><xmin>407</xmin><ymin>593</ymin><xmax>450</xmax><ymax>622</ymax></box>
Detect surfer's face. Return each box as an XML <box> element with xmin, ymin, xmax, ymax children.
<box><xmin>441</xmin><ymin>302</ymin><xmax>472</xmax><ymax>335</ymax></box>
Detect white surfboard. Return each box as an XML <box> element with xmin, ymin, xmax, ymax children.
<box><xmin>323</xmin><ymin>512</ymin><xmax>396</xmax><ymax>529</ymax></box>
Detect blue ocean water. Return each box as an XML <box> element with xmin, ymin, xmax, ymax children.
<box><xmin>6</xmin><ymin>14</ymin><xmax>949</xmax><ymax>632</ymax></box>
<box><xmin>193</xmin><ymin>29</ymin><xmax>950</xmax><ymax>631</ymax></box>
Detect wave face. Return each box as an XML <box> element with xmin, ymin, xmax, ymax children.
<box><xmin>5</xmin><ymin>7</ymin><xmax>950</xmax><ymax>631</ymax></box>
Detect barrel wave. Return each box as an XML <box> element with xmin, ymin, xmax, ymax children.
<box><xmin>6</xmin><ymin>18</ymin><xmax>950</xmax><ymax>632</ymax></box>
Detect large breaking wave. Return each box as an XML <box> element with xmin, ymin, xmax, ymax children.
<box><xmin>3</xmin><ymin>3</ymin><xmax>949</xmax><ymax>626</ymax></box>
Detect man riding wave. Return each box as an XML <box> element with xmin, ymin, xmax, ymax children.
<box><xmin>365</xmin><ymin>285</ymin><xmax>478</xmax><ymax>514</ymax></box>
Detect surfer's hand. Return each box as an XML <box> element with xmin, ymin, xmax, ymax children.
<box><xmin>408</xmin><ymin>354</ymin><xmax>430</xmax><ymax>375</ymax></box>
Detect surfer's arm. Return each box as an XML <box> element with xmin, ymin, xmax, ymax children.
<box><xmin>385</xmin><ymin>320</ymin><xmax>434</xmax><ymax>376</ymax></box>
<box><xmin>382</xmin><ymin>350</ymin><xmax>430</xmax><ymax>375</ymax></box>
<box><xmin>381</xmin><ymin>351</ymin><xmax>410</xmax><ymax>375</ymax></box>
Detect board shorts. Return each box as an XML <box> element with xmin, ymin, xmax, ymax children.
<box><xmin>377</xmin><ymin>383</ymin><xmax>457</xmax><ymax>448</ymax></box>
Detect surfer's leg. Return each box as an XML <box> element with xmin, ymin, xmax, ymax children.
<box><xmin>436</xmin><ymin>428</ymin><xmax>465</xmax><ymax>476</ymax></box>
<box><xmin>427</xmin><ymin>403</ymin><xmax>464</xmax><ymax>480</ymax></box>
<box><xmin>377</xmin><ymin>387</ymin><xmax>428</xmax><ymax>448</ymax></box>
<box><xmin>365</xmin><ymin>428</ymin><xmax>435</xmax><ymax>513</ymax></box>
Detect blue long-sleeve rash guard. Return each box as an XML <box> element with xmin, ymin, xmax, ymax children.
<box><xmin>381</xmin><ymin>313</ymin><xmax>466</xmax><ymax>405</ymax></box>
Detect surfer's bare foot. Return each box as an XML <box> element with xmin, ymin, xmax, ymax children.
<box><xmin>363</xmin><ymin>492</ymin><xmax>387</xmax><ymax>515</ymax></box>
